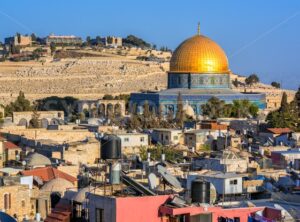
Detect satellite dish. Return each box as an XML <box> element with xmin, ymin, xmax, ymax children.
<box><xmin>209</xmin><ymin>182</ymin><xmax>217</xmax><ymax>204</ymax></box>
<box><xmin>157</xmin><ymin>165</ymin><xmax>182</xmax><ymax>189</ymax></box>
<box><xmin>148</xmin><ymin>173</ymin><xmax>159</xmax><ymax>190</ymax></box>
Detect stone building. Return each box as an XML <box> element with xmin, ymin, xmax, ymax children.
<box><xmin>45</xmin><ymin>34</ymin><xmax>82</xmax><ymax>45</ymax></box>
<box><xmin>0</xmin><ymin>135</ymin><xmax>23</xmax><ymax>167</ymax></box>
<box><xmin>0</xmin><ymin>177</ymin><xmax>50</xmax><ymax>221</ymax></box>
<box><xmin>77</xmin><ymin>99</ymin><xmax>126</xmax><ymax>118</ymax></box>
<box><xmin>103</xmin><ymin>36</ymin><xmax>122</xmax><ymax>47</ymax></box>
<box><xmin>0</xmin><ymin>184</ymin><xmax>32</xmax><ymax>220</ymax></box>
<box><xmin>13</xmin><ymin>111</ymin><xmax>64</xmax><ymax>128</ymax></box>
<box><xmin>5</xmin><ymin>34</ymin><xmax>32</xmax><ymax>47</ymax></box>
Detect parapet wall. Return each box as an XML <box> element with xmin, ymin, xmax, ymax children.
<box><xmin>1</xmin><ymin>128</ymin><xmax>93</xmax><ymax>143</ymax></box>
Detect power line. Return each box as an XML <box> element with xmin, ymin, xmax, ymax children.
<box><xmin>229</xmin><ymin>11</ymin><xmax>300</xmax><ymax>58</ymax></box>
<box><xmin>0</xmin><ymin>9</ymin><xmax>33</xmax><ymax>33</ymax></box>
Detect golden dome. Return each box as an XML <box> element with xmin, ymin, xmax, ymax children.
<box><xmin>170</xmin><ymin>34</ymin><xmax>229</xmax><ymax>74</ymax></box>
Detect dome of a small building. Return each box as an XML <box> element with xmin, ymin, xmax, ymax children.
<box><xmin>26</xmin><ymin>153</ymin><xmax>52</xmax><ymax>167</ymax></box>
<box><xmin>239</xmin><ymin>151</ymin><xmax>252</xmax><ymax>158</ymax></box>
<box><xmin>73</xmin><ymin>187</ymin><xmax>93</xmax><ymax>203</ymax></box>
<box><xmin>41</xmin><ymin>178</ymin><xmax>73</xmax><ymax>193</ymax></box>
<box><xmin>183</xmin><ymin>103</ymin><xmax>195</xmax><ymax>118</ymax></box>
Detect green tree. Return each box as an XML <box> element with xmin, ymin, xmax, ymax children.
<box><xmin>32</xmin><ymin>47</ymin><xmax>43</xmax><ymax>60</ymax></box>
<box><xmin>95</xmin><ymin>36</ymin><xmax>102</xmax><ymax>46</ymax></box>
<box><xmin>223</xmin><ymin>104</ymin><xmax>233</xmax><ymax>117</ymax></box>
<box><xmin>157</xmin><ymin>104</ymin><xmax>164</xmax><ymax>123</ymax></box>
<box><xmin>280</xmin><ymin>92</ymin><xmax>288</xmax><ymax>112</ymax></box>
<box><xmin>35</xmin><ymin>96</ymin><xmax>78</xmax><ymax>117</ymax></box>
<box><xmin>50</xmin><ymin>42</ymin><xmax>56</xmax><ymax>55</ymax></box>
<box><xmin>86</xmin><ymin>36</ymin><xmax>91</xmax><ymax>45</ymax></box>
<box><xmin>201</xmin><ymin>97</ymin><xmax>225</xmax><ymax>119</ymax></box>
<box><xmin>143</xmin><ymin>101</ymin><xmax>151</xmax><ymax>119</ymax></box>
<box><xmin>249</xmin><ymin>103</ymin><xmax>259</xmax><ymax>118</ymax></box>
<box><xmin>232</xmin><ymin>79</ymin><xmax>239</xmax><ymax>87</ymax></box>
<box><xmin>267</xmin><ymin>93</ymin><xmax>299</xmax><ymax>130</ymax></box>
<box><xmin>31</xmin><ymin>33</ymin><xmax>37</xmax><ymax>42</ymax></box>
<box><xmin>29</xmin><ymin>109</ymin><xmax>40</xmax><ymax>128</ymax></box>
<box><xmin>0</xmin><ymin>105</ymin><xmax>4</xmax><ymax>124</ymax></box>
<box><xmin>103</xmin><ymin>94</ymin><xmax>114</xmax><ymax>100</ymax></box>
<box><xmin>245</xmin><ymin>74</ymin><xmax>259</xmax><ymax>86</ymax></box>
<box><xmin>17</xmin><ymin>33</ymin><xmax>21</xmax><ymax>44</ymax></box>
<box><xmin>123</xmin><ymin>35</ymin><xmax>151</xmax><ymax>48</ymax></box>
<box><xmin>232</xmin><ymin>100</ymin><xmax>248</xmax><ymax>118</ymax></box>
<box><xmin>10</xmin><ymin>45</ymin><xmax>20</xmax><ymax>54</ymax></box>
<box><xmin>231</xmin><ymin>100</ymin><xmax>258</xmax><ymax>118</ymax></box>
<box><xmin>114</xmin><ymin>94</ymin><xmax>130</xmax><ymax>111</ymax></box>
<box><xmin>271</xmin><ymin>81</ymin><xmax>281</xmax><ymax>88</ymax></box>
<box><xmin>5</xmin><ymin>91</ymin><xmax>32</xmax><ymax>117</ymax></box>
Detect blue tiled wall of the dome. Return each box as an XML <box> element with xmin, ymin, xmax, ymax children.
<box><xmin>168</xmin><ymin>73</ymin><xmax>230</xmax><ymax>89</ymax></box>
<box><xmin>130</xmin><ymin>92</ymin><xmax>266</xmax><ymax>115</ymax></box>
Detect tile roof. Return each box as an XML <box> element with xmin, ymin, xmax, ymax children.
<box><xmin>266</xmin><ymin>128</ymin><xmax>293</xmax><ymax>134</ymax></box>
<box><xmin>3</xmin><ymin>141</ymin><xmax>20</xmax><ymax>150</ymax></box>
<box><xmin>21</xmin><ymin>166</ymin><xmax>77</xmax><ymax>184</ymax></box>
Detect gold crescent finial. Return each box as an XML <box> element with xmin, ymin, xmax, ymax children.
<box><xmin>197</xmin><ymin>22</ymin><xmax>200</xmax><ymax>35</ymax></box>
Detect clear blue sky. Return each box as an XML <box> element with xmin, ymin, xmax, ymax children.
<box><xmin>1</xmin><ymin>0</ymin><xmax>300</xmax><ymax>90</ymax></box>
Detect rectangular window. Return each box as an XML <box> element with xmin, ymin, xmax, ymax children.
<box><xmin>45</xmin><ymin>200</ymin><xmax>48</xmax><ymax>215</ymax></box>
<box><xmin>124</xmin><ymin>138</ymin><xmax>129</xmax><ymax>142</ymax></box>
<box><xmin>96</xmin><ymin>208</ymin><xmax>104</xmax><ymax>222</ymax></box>
<box><xmin>174</xmin><ymin>136</ymin><xmax>179</xmax><ymax>140</ymax></box>
<box><xmin>230</xmin><ymin>179</ymin><xmax>238</xmax><ymax>185</ymax></box>
<box><xmin>165</xmin><ymin>135</ymin><xmax>169</xmax><ymax>140</ymax></box>
<box><xmin>140</xmin><ymin>137</ymin><xmax>145</xmax><ymax>142</ymax></box>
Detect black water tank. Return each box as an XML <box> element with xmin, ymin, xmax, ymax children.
<box><xmin>101</xmin><ymin>135</ymin><xmax>122</xmax><ymax>160</ymax></box>
<box><xmin>191</xmin><ymin>179</ymin><xmax>210</xmax><ymax>203</ymax></box>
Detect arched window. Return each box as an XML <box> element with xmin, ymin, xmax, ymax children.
<box><xmin>21</xmin><ymin>200</ymin><xmax>25</xmax><ymax>208</ymax></box>
<box><xmin>4</xmin><ymin>193</ymin><xmax>11</xmax><ymax>210</ymax></box>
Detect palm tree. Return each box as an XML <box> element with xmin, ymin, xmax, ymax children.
<box><xmin>201</xmin><ymin>97</ymin><xmax>225</xmax><ymax>119</ymax></box>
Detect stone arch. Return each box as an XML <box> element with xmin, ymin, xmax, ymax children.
<box><xmin>98</xmin><ymin>103</ymin><xmax>106</xmax><ymax>118</ymax></box>
<box><xmin>18</xmin><ymin>118</ymin><xmax>28</xmax><ymax>127</ymax></box>
<box><xmin>90</xmin><ymin>103</ymin><xmax>98</xmax><ymax>118</ymax></box>
<box><xmin>50</xmin><ymin>192</ymin><xmax>61</xmax><ymax>209</ymax></box>
<box><xmin>107</xmin><ymin>103</ymin><xmax>114</xmax><ymax>118</ymax></box>
<box><xmin>82</xmin><ymin>108</ymin><xmax>90</xmax><ymax>118</ymax></box>
<box><xmin>50</xmin><ymin>118</ymin><xmax>59</xmax><ymax>125</ymax></box>
<box><xmin>81</xmin><ymin>103</ymin><xmax>90</xmax><ymax>112</ymax></box>
<box><xmin>41</xmin><ymin>118</ymin><xmax>49</xmax><ymax>128</ymax></box>
<box><xmin>29</xmin><ymin>119</ymin><xmax>35</xmax><ymax>128</ymax></box>
<box><xmin>114</xmin><ymin>103</ymin><xmax>122</xmax><ymax>117</ymax></box>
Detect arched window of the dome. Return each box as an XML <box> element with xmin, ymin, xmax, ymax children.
<box><xmin>199</xmin><ymin>77</ymin><xmax>204</xmax><ymax>84</ymax></box>
<box><xmin>211</xmin><ymin>77</ymin><xmax>216</xmax><ymax>85</ymax></box>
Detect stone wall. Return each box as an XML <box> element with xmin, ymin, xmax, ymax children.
<box><xmin>1</xmin><ymin>128</ymin><xmax>94</xmax><ymax>143</ymax></box>
<box><xmin>0</xmin><ymin>58</ymin><xmax>167</xmax><ymax>105</ymax></box>
<box><xmin>0</xmin><ymin>184</ymin><xmax>33</xmax><ymax>220</ymax></box>
<box><xmin>63</xmin><ymin>140</ymin><xmax>100</xmax><ymax>165</ymax></box>
<box><xmin>13</xmin><ymin>111</ymin><xmax>64</xmax><ymax>127</ymax></box>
